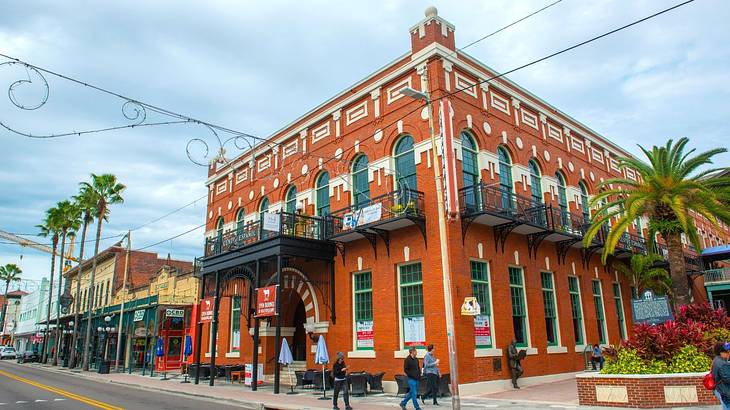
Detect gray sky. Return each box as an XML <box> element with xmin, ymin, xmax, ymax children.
<box><xmin>1</xmin><ymin>0</ymin><xmax>728</xmax><ymax>284</ymax></box>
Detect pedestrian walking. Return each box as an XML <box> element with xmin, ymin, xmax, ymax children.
<box><xmin>421</xmin><ymin>344</ymin><xmax>440</xmax><ymax>405</ymax></box>
<box><xmin>712</xmin><ymin>342</ymin><xmax>730</xmax><ymax>410</ymax></box>
<box><xmin>400</xmin><ymin>346</ymin><xmax>422</xmax><ymax>410</ymax></box>
<box><xmin>507</xmin><ymin>339</ymin><xmax>523</xmax><ymax>389</ymax></box>
<box><xmin>332</xmin><ymin>352</ymin><xmax>352</xmax><ymax>410</ymax></box>
<box><xmin>591</xmin><ymin>344</ymin><xmax>605</xmax><ymax>371</ymax></box>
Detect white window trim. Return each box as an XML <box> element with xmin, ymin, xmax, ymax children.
<box><xmin>541</xmin><ymin>271</ymin><xmax>566</xmax><ymax>351</ymax></box>
<box><xmin>569</xmin><ymin>275</ymin><xmax>587</xmax><ymax>348</ymax></box>
<box><xmin>593</xmin><ymin>280</ymin><xmax>610</xmax><ymax>346</ymax></box>
<box><xmin>351</xmin><ymin>270</ymin><xmax>373</xmax><ymax>353</ymax></box>
<box><xmin>229</xmin><ymin>296</ymin><xmax>241</xmax><ymax>353</ymax></box>
<box><xmin>470</xmin><ymin>258</ymin><xmax>496</xmax><ymax>350</ymax></box>
<box><xmin>508</xmin><ymin>265</ymin><xmax>533</xmax><ymax>349</ymax></box>
<box><xmin>394</xmin><ymin>261</ymin><xmax>424</xmax><ymax>356</ymax></box>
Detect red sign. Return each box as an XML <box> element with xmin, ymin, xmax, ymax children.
<box><xmin>256</xmin><ymin>285</ymin><xmax>278</xmax><ymax>317</ymax></box>
<box><xmin>200</xmin><ymin>298</ymin><xmax>214</xmax><ymax>323</ymax></box>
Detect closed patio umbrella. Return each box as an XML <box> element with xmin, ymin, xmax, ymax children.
<box><xmin>314</xmin><ymin>335</ymin><xmax>329</xmax><ymax>400</ymax></box>
<box><xmin>278</xmin><ymin>338</ymin><xmax>296</xmax><ymax>394</ymax></box>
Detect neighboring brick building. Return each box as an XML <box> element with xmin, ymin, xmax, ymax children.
<box><xmin>195</xmin><ymin>8</ymin><xmax>730</xmax><ymax>389</ymax></box>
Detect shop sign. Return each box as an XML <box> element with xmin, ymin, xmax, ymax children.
<box><xmin>355</xmin><ymin>320</ymin><xmax>374</xmax><ymax>350</ymax></box>
<box><xmin>473</xmin><ymin>315</ymin><xmax>492</xmax><ymax>347</ymax></box>
<box><xmin>343</xmin><ymin>204</ymin><xmax>382</xmax><ymax>230</ymax></box>
<box><xmin>134</xmin><ymin>327</ymin><xmax>148</xmax><ymax>337</ymax></box>
<box><xmin>403</xmin><ymin>316</ymin><xmax>425</xmax><ymax>347</ymax></box>
<box><xmin>200</xmin><ymin>298</ymin><xmax>214</xmax><ymax>323</ymax></box>
<box><xmin>631</xmin><ymin>290</ymin><xmax>673</xmax><ymax>325</ymax></box>
<box><xmin>165</xmin><ymin>308</ymin><xmax>184</xmax><ymax>318</ymax></box>
<box><xmin>255</xmin><ymin>286</ymin><xmax>278</xmax><ymax>317</ymax></box>
<box><xmin>133</xmin><ymin>309</ymin><xmax>145</xmax><ymax>322</ymax></box>
<box><xmin>30</xmin><ymin>335</ymin><xmax>44</xmax><ymax>343</ymax></box>
<box><xmin>460</xmin><ymin>297</ymin><xmax>481</xmax><ymax>316</ymax></box>
<box><xmin>262</xmin><ymin>212</ymin><xmax>280</xmax><ymax>232</ymax></box>
<box><xmin>244</xmin><ymin>363</ymin><xmax>264</xmax><ymax>386</ymax></box>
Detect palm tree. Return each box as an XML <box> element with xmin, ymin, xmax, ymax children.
<box><xmin>614</xmin><ymin>253</ymin><xmax>672</xmax><ymax>298</ymax></box>
<box><xmin>584</xmin><ymin>138</ymin><xmax>730</xmax><ymax>306</ymax></box>
<box><xmin>37</xmin><ymin>206</ymin><xmax>62</xmax><ymax>363</ymax></box>
<box><xmin>0</xmin><ymin>263</ymin><xmax>22</xmax><ymax>336</ymax></box>
<box><xmin>51</xmin><ymin>200</ymin><xmax>80</xmax><ymax>366</ymax></box>
<box><xmin>69</xmin><ymin>185</ymin><xmax>97</xmax><ymax>369</ymax></box>
<box><xmin>81</xmin><ymin>174</ymin><xmax>125</xmax><ymax>371</ymax></box>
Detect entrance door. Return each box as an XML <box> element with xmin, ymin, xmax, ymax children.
<box><xmin>291</xmin><ymin>301</ymin><xmax>307</xmax><ymax>361</ymax></box>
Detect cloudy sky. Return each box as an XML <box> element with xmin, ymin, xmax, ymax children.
<box><xmin>1</xmin><ymin>0</ymin><xmax>728</xmax><ymax>285</ymax></box>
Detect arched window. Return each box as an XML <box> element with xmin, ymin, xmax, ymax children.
<box><xmin>285</xmin><ymin>186</ymin><xmax>297</xmax><ymax>214</ymax></box>
<box><xmin>259</xmin><ymin>197</ymin><xmax>269</xmax><ymax>221</ymax></box>
<box><xmin>528</xmin><ymin>159</ymin><xmax>542</xmax><ymax>205</ymax></box>
<box><xmin>556</xmin><ymin>172</ymin><xmax>568</xmax><ymax>212</ymax></box>
<box><xmin>352</xmin><ymin>155</ymin><xmax>370</xmax><ymax>209</ymax></box>
<box><xmin>235</xmin><ymin>208</ymin><xmax>245</xmax><ymax>233</ymax></box>
<box><xmin>497</xmin><ymin>146</ymin><xmax>513</xmax><ymax>209</ymax></box>
<box><xmin>579</xmin><ymin>181</ymin><xmax>590</xmax><ymax>221</ymax></box>
<box><xmin>461</xmin><ymin>132</ymin><xmax>479</xmax><ymax>189</ymax></box>
<box><xmin>394</xmin><ymin>135</ymin><xmax>417</xmax><ymax>192</ymax></box>
<box><xmin>315</xmin><ymin>172</ymin><xmax>330</xmax><ymax>216</ymax></box>
<box><xmin>215</xmin><ymin>217</ymin><xmax>224</xmax><ymax>252</ymax></box>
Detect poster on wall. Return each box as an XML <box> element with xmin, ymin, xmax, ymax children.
<box><xmin>403</xmin><ymin>316</ymin><xmax>425</xmax><ymax>347</ymax></box>
<box><xmin>356</xmin><ymin>320</ymin><xmax>374</xmax><ymax>350</ymax></box>
<box><xmin>200</xmin><ymin>298</ymin><xmax>214</xmax><ymax>323</ymax></box>
<box><xmin>244</xmin><ymin>363</ymin><xmax>264</xmax><ymax>386</ymax></box>
<box><xmin>262</xmin><ymin>212</ymin><xmax>280</xmax><ymax>232</ymax></box>
<box><xmin>473</xmin><ymin>315</ymin><xmax>492</xmax><ymax>347</ymax></box>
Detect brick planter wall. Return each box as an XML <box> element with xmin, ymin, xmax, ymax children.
<box><xmin>576</xmin><ymin>372</ymin><xmax>718</xmax><ymax>408</ymax></box>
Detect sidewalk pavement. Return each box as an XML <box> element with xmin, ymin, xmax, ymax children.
<box><xmin>18</xmin><ymin>363</ymin><xmax>721</xmax><ymax>410</ymax></box>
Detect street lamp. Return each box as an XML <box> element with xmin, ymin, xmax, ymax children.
<box><xmin>96</xmin><ymin>315</ymin><xmax>114</xmax><ymax>374</ymax></box>
<box><xmin>62</xmin><ymin>321</ymin><xmax>74</xmax><ymax>367</ymax></box>
<box><xmin>402</xmin><ymin>81</ymin><xmax>461</xmax><ymax>409</ymax></box>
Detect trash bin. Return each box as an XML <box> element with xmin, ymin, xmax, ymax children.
<box><xmin>97</xmin><ymin>360</ymin><xmax>111</xmax><ymax>374</ymax></box>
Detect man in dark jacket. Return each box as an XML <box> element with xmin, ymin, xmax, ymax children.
<box><xmin>332</xmin><ymin>352</ymin><xmax>352</xmax><ymax>410</ymax></box>
<box><xmin>400</xmin><ymin>347</ymin><xmax>422</xmax><ymax>410</ymax></box>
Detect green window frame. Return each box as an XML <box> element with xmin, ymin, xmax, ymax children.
<box><xmin>471</xmin><ymin>260</ymin><xmax>492</xmax><ymax>348</ymax></box>
<box><xmin>461</xmin><ymin>132</ymin><xmax>479</xmax><ymax>189</ymax></box>
<box><xmin>529</xmin><ymin>159</ymin><xmax>543</xmax><ymax>205</ymax></box>
<box><xmin>541</xmin><ymin>272</ymin><xmax>559</xmax><ymax>347</ymax></box>
<box><xmin>579</xmin><ymin>181</ymin><xmax>590</xmax><ymax>222</ymax></box>
<box><xmin>399</xmin><ymin>263</ymin><xmax>424</xmax><ymax>349</ymax></box>
<box><xmin>235</xmin><ymin>209</ymin><xmax>245</xmax><ymax>234</ymax></box>
<box><xmin>259</xmin><ymin>197</ymin><xmax>269</xmax><ymax>220</ymax></box>
<box><xmin>231</xmin><ymin>296</ymin><xmax>241</xmax><ymax>351</ymax></box>
<box><xmin>592</xmin><ymin>280</ymin><xmax>607</xmax><ymax>344</ymax></box>
<box><xmin>612</xmin><ymin>283</ymin><xmax>626</xmax><ymax>340</ymax></box>
<box><xmin>509</xmin><ymin>267</ymin><xmax>528</xmax><ymax>347</ymax></box>
<box><xmin>315</xmin><ymin>172</ymin><xmax>330</xmax><ymax>216</ymax></box>
<box><xmin>630</xmin><ymin>286</ymin><xmax>638</xmax><ymax>300</ymax></box>
<box><xmin>568</xmin><ymin>276</ymin><xmax>584</xmax><ymax>345</ymax></box>
<box><xmin>352</xmin><ymin>155</ymin><xmax>370</xmax><ymax>209</ymax></box>
<box><xmin>354</xmin><ymin>271</ymin><xmax>373</xmax><ymax>350</ymax></box>
<box><xmin>556</xmin><ymin>172</ymin><xmax>568</xmax><ymax>212</ymax></box>
<box><xmin>394</xmin><ymin>135</ymin><xmax>417</xmax><ymax>192</ymax></box>
<box><xmin>285</xmin><ymin>186</ymin><xmax>297</xmax><ymax>213</ymax></box>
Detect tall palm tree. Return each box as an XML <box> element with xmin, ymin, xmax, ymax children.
<box><xmin>69</xmin><ymin>185</ymin><xmax>97</xmax><ymax>369</ymax></box>
<box><xmin>584</xmin><ymin>138</ymin><xmax>730</xmax><ymax>306</ymax></box>
<box><xmin>37</xmin><ymin>206</ymin><xmax>62</xmax><ymax>363</ymax></box>
<box><xmin>0</xmin><ymin>263</ymin><xmax>22</xmax><ymax>336</ymax></box>
<box><xmin>614</xmin><ymin>253</ymin><xmax>672</xmax><ymax>298</ymax></box>
<box><xmin>81</xmin><ymin>174</ymin><xmax>125</xmax><ymax>371</ymax></box>
<box><xmin>51</xmin><ymin>200</ymin><xmax>80</xmax><ymax>366</ymax></box>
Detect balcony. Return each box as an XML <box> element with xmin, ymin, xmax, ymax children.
<box><xmin>614</xmin><ymin>232</ymin><xmax>648</xmax><ymax>257</ymax></box>
<box><xmin>703</xmin><ymin>268</ymin><xmax>730</xmax><ymax>285</ymax></box>
<box><xmin>328</xmin><ymin>188</ymin><xmax>426</xmax><ymax>257</ymax></box>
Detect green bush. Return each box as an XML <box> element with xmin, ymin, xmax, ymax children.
<box><xmin>704</xmin><ymin>327</ymin><xmax>730</xmax><ymax>346</ymax></box>
<box><xmin>668</xmin><ymin>345</ymin><xmax>711</xmax><ymax>373</ymax></box>
<box><xmin>601</xmin><ymin>349</ymin><xmax>650</xmax><ymax>374</ymax></box>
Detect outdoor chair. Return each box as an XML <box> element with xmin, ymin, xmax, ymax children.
<box><xmin>367</xmin><ymin>371</ymin><xmax>385</xmax><ymax>393</ymax></box>
<box><xmin>349</xmin><ymin>373</ymin><xmax>368</xmax><ymax>396</ymax></box>
<box><xmin>417</xmin><ymin>376</ymin><xmax>428</xmax><ymax>398</ymax></box>
<box><xmin>438</xmin><ymin>373</ymin><xmax>451</xmax><ymax>397</ymax></box>
<box><xmin>394</xmin><ymin>374</ymin><xmax>409</xmax><ymax>397</ymax></box>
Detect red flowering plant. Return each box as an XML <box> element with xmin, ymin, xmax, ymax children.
<box><xmin>624</xmin><ymin>320</ymin><xmax>710</xmax><ymax>361</ymax></box>
<box><xmin>676</xmin><ymin>303</ymin><xmax>730</xmax><ymax>330</ymax></box>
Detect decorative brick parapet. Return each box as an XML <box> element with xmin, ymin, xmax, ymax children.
<box><xmin>576</xmin><ymin>372</ymin><xmax>718</xmax><ymax>408</ymax></box>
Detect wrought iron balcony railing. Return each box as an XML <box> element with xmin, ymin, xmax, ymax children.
<box><xmin>703</xmin><ymin>268</ymin><xmax>730</xmax><ymax>284</ymax></box>
<box><xmin>329</xmin><ymin>188</ymin><xmax>425</xmax><ymax>236</ymax></box>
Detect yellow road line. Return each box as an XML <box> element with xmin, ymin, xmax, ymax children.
<box><xmin>0</xmin><ymin>369</ymin><xmax>124</xmax><ymax>410</ymax></box>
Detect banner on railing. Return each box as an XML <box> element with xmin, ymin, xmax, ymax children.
<box><xmin>343</xmin><ymin>203</ymin><xmax>383</xmax><ymax>230</ymax></box>
<box><xmin>262</xmin><ymin>212</ymin><xmax>280</xmax><ymax>232</ymax></box>
<box><xmin>255</xmin><ymin>285</ymin><xmax>278</xmax><ymax>317</ymax></box>
<box><xmin>439</xmin><ymin>99</ymin><xmax>459</xmax><ymax>220</ymax></box>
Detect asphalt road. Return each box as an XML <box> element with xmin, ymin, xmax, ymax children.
<box><xmin>0</xmin><ymin>360</ymin><xmax>246</xmax><ymax>409</ymax></box>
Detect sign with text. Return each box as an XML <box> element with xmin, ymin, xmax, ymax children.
<box><xmin>165</xmin><ymin>308</ymin><xmax>184</xmax><ymax>318</ymax></box>
<box><xmin>474</xmin><ymin>315</ymin><xmax>492</xmax><ymax>347</ymax></box>
<box><xmin>403</xmin><ymin>316</ymin><xmax>425</xmax><ymax>347</ymax></box>
<box><xmin>200</xmin><ymin>298</ymin><xmax>214</xmax><ymax>323</ymax></box>
<box><xmin>631</xmin><ymin>290</ymin><xmax>674</xmax><ymax>325</ymax></box>
<box><xmin>133</xmin><ymin>309</ymin><xmax>145</xmax><ymax>322</ymax></box>
<box><xmin>262</xmin><ymin>212</ymin><xmax>280</xmax><ymax>232</ymax></box>
<box><xmin>356</xmin><ymin>320</ymin><xmax>374</xmax><ymax>350</ymax></box>
<box><xmin>244</xmin><ymin>363</ymin><xmax>264</xmax><ymax>386</ymax></box>
<box><xmin>255</xmin><ymin>285</ymin><xmax>278</xmax><ymax>317</ymax></box>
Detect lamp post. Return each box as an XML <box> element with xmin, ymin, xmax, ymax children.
<box><xmin>62</xmin><ymin>321</ymin><xmax>74</xmax><ymax>367</ymax></box>
<box><xmin>114</xmin><ymin>231</ymin><xmax>131</xmax><ymax>372</ymax></box>
<box><xmin>402</xmin><ymin>80</ymin><xmax>461</xmax><ymax>409</ymax></box>
<box><xmin>96</xmin><ymin>315</ymin><xmax>114</xmax><ymax>374</ymax></box>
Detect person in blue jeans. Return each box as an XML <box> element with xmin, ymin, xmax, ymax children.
<box><xmin>400</xmin><ymin>347</ymin><xmax>422</xmax><ymax>410</ymax></box>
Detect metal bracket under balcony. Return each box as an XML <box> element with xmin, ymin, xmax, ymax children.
<box><xmin>555</xmin><ymin>238</ymin><xmax>582</xmax><ymax>265</ymax></box>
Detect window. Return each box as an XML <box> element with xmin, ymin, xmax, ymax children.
<box><xmin>105</xmin><ymin>279</ymin><xmax>110</xmax><ymax>305</ymax></box>
<box><xmin>230</xmin><ymin>296</ymin><xmax>241</xmax><ymax>352</ymax></box>
<box><xmin>215</xmin><ymin>217</ymin><xmax>224</xmax><ymax>252</ymax></box>
<box><xmin>612</xmin><ymin>283</ymin><xmax>627</xmax><ymax>340</ymax></box>
<box><xmin>568</xmin><ymin>277</ymin><xmax>585</xmax><ymax>345</ymax></box>
<box><xmin>635</xmin><ymin>217</ymin><xmax>643</xmax><ymax>239</ymax></box>
<box><xmin>285</xmin><ymin>186</ymin><xmax>297</xmax><ymax>214</ymax></box>
<box><xmin>235</xmin><ymin>208</ymin><xmax>245</xmax><ymax>234</ymax></box>
<box><xmin>541</xmin><ymin>272</ymin><xmax>559</xmax><ymax>346</ymax></box>
<box><xmin>528</xmin><ymin>159</ymin><xmax>543</xmax><ymax>205</ymax></box>
<box><xmin>259</xmin><ymin>197</ymin><xmax>269</xmax><ymax>220</ymax></box>
<box><xmin>630</xmin><ymin>286</ymin><xmax>638</xmax><ymax>300</ymax></box>
<box><xmin>394</xmin><ymin>135</ymin><xmax>417</xmax><ymax>191</ymax></box>
<box><xmin>497</xmin><ymin>146</ymin><xmax>514</xmax><ymax>210</ymax></box>
<box><xmin>315</xmin><ymin>172</ymin><xmax>330</xmax><ymax>216</ymax></box>
<box><xmin>509</xmin><ymin>267</ymin><xmax>528</xmax><ymax>347</ymax></box>
<box><xmin>471</xmin><ymin>261</ymin><xmax>493</xmax><ymax>348</ymax></box>
<box><xmin>556</xmin><ymin>172</ymin><xmax>568</xmax><ymax>212</ymax></box>
<box><xmin>592</xmin><ymin>280</ymin><xmax>607</xmax><ymax>344</ymax></box>
<box><xmin>352</xmin><ymin>155</ymin><xmax>370</xmax><ymax>209</ymax></box>
<box><xmin>461</xmin><ymin>133</ymin><xmax>480</xmax><ymax>212</ymax></box>
<box><xmin>579</xmin><ymin>181</ymin><xmax>590</xmax><ymax>222</ymax></box>
<box><xmin>399</xmin><ymin>263</ymin><xmax>424</xmax><ymax>348</ymax></box>
<box><xmin>353</xmin><ymin>271</ymin><xmax>373</xmax><ymax>350</ymax></box>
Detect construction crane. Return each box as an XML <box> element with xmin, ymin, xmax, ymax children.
<box><xmin>0</xmin><ymin>229</ymin><xmax>78</xmax><ymax>263</ymax></box>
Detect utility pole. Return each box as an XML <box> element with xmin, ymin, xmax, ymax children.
<box><xmin>114</xmin><ymin>231</ymin><xmax>131</xmax><ymax>372</ymax></box>
<box><xmin>402</xmin><ymin>65</ymin><xmax>461</xmax><ymax>409</ymax></box>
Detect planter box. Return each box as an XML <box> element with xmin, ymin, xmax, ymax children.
<box><xmin>576</xmin><ymin>372</ymin><xmax>718</xmax><ymax>408</ymax></box>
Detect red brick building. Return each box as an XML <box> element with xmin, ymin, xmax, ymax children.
<box><xmin>195</xmin><ymin>8</ymin><xmax>729</xmax><ymax>391</ymax></box>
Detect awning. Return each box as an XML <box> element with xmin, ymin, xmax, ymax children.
<box><xmin>702</xmin><ymin>244</ymin><xmax>730</xmax><ymax>257</ymax></box>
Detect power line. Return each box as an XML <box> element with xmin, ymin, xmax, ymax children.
<box><xmin>134</xmin><ymin>223</ymin><xmax>205</xmax><ymax>251</ymax></box>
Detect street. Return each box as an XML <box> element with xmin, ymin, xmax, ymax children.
<box><xmin>0</xmin><ymin>361</ymin><xmax>246</xmax><ymax>409</ymax></box>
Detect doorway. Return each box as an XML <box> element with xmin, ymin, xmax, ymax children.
<box><xmin>291</xmin><ymin>300</ymin><xmax>307</xmax><ymax>361</ymax></box>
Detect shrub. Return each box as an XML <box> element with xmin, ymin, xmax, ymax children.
<box><xmin>676</xmin><ymin>303</ymin><xmax>730</xmax><ymax>330</ymax></box>
<box><xmin>624</xmin><ymin>320</ymin><xmax>708</xmax><ymax>361</ymax></box>
<box><xmin>704</xmin><ymin>327</ymin><xmax>730</xmax><ymax>347</ymax></box>
<box><xmin>601</xmin><ymin>349</ymin><xmax>649</xmax><ymax>374</ymax></box>
<box><xmin>668</xmin><ymin>345</ymin><xmax>711</xmax><ymax>373</ymax></box>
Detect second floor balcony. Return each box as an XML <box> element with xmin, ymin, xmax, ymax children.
<box><xmin>703</xmin><ymin>268</ymin><xmax>730</xmax><ymax>285</ymax></box>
